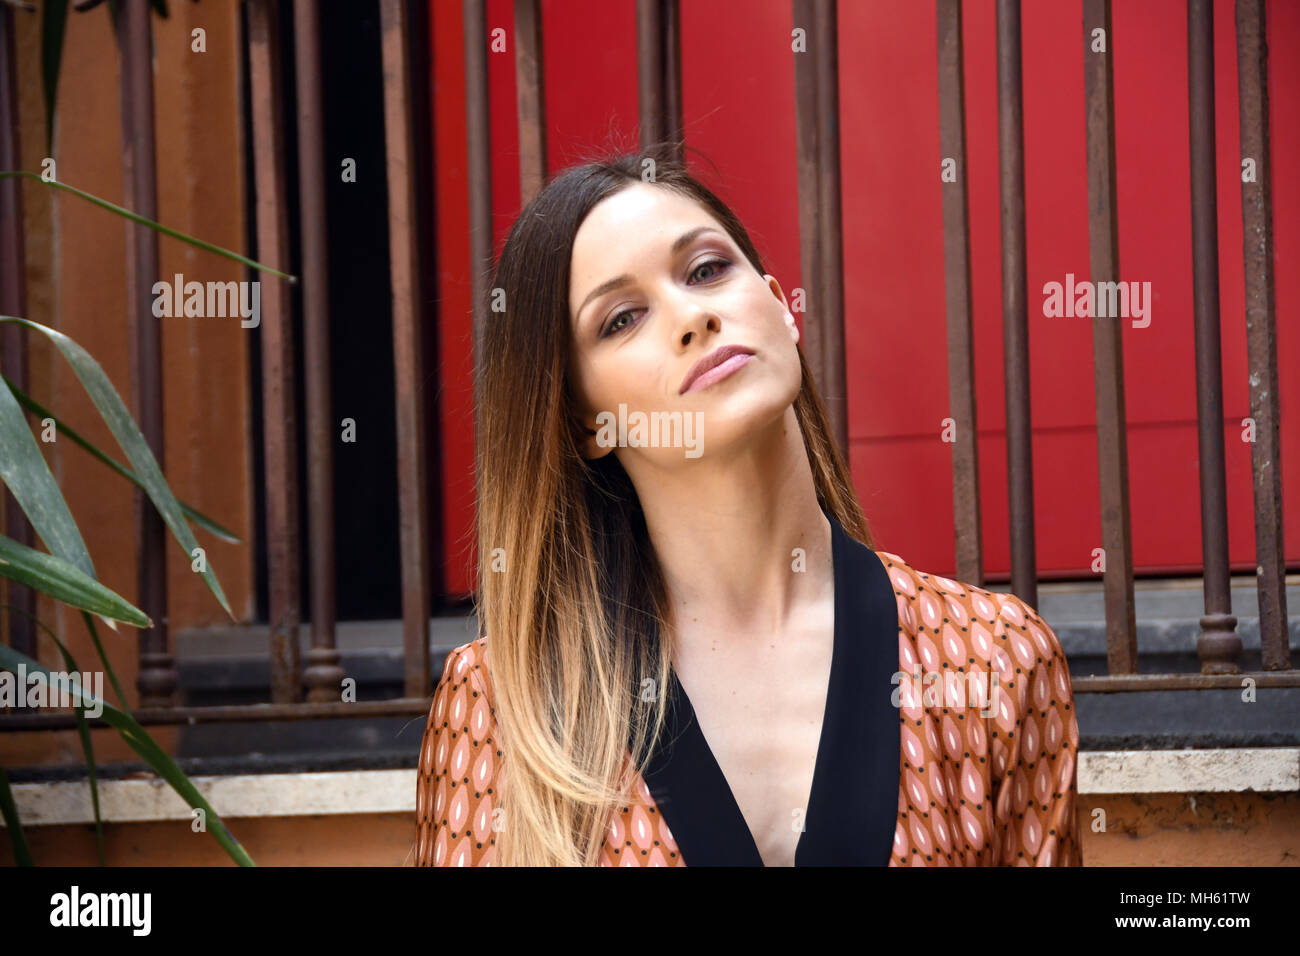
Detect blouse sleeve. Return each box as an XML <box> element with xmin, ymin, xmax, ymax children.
<box><xmin>415</xmin><ymin>642</ymin><xmax>502</xmax><ymax>866</ymax></box>
<box><xmin>994</xmin><ymin>595</ymin><xmax>1083</xmax><ymax>866</ymax></box>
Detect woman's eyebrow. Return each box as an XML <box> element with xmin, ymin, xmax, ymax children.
<box><xmin>575</xmin><ymin>225</ymin><xmax>726</xmax><ymax>323</ymax></box>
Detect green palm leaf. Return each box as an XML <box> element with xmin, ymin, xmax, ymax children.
<box><xmin>0</xmin><ymin>317</ymin><xmax>233</xmax><ymax>618</ymax></box>
<box><xmin>0</xmin><ymin>642</ymin><xmax>256</xmax><ymax>867</ymax></box>
<box><xmin>0</xmin><ymin>172</ymin><xmax>296</xmax><ymax>282</ymax></box>
<box><xmin>0</xmin><ymin>362</ymin><xmax>95</xmax><ymax>580</ymax></box>
<box><xmin>40</xmin><ymin>0</ymin><xmax>69</xmax><ymax>158</ymax></box>
<box><xmin>0</xmin><ymin>534</ymin><xmax>150</xmax><ymax>627</ymax></box>
<box><xmin>3</xmin><ymin>376</ymin><xmax>240</xmax><ymax>544</ymax></box>
<box><xmin>0</xmin><ymin>769</ymin><xmax>33</xmax><ymax>866</ymax></box>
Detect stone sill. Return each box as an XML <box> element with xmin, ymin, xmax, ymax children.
<box><xmin>3</xmin><ymin>747</ymin><xmax>1296</xmax><ymax>828</ymax></box>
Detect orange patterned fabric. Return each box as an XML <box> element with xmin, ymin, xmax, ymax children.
<box><xmin>415</xmin><ymin>549</ymin><xmax>1082</xmax><ymax>867</ymax></box>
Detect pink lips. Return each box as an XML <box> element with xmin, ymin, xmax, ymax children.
<box><xmin>679</xmin><ymin>345</ymin><xmax>755</xmax><ymax>394</ymax></box>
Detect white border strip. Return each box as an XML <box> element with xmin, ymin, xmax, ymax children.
<box><xmin>3</xmin><ymin>770</ymin><xmax>413</xmax><ymax>827</ymax></box>
<box><xmin>1081</xmin><ymin>747</ymin><xmax>1299</xmax><ymax>794</ymax></box>
<box><xmin>3</xmin><ymin>749</ymin><xmax>1297</xmax><ymax>827</ymax></box>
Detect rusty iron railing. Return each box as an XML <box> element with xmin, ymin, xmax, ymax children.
<box><xmin>938</xmin><ymin>0</ymin><xmax>1292</xmax><ymax>692</ymax></box>
<box><xmin>294</xmin><ymin>0</ymin><xmax>345</xmax><ymax>704</ymax></box>
<box><xmin>248</xmin><ymin>0</ymin><xmax>303</xmax><ymax>706</ymax></box>
<box><xmin>2</xmin><ymin>0</ymin><xmax>1296</xmax><ymax>739</ymax></box>
<box><xmin>937</xmin><ymin>0</ymin><xmax>983</xmax><ymax>588</ymax></box>
<box><xmin>117</xmin><ymin>0</ymin><xmax>174</xmax><ymax>707</ymax></box>
<box><xmin>0</xmin><ymin>3</ymin><xmax>35</xmax><ymax>664</ymax></box>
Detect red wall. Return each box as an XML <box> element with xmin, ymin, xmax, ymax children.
<box><xmin>431</xmin><ymin>0</ymin><xmax>1298</xmax><ymax>597</ymax></box>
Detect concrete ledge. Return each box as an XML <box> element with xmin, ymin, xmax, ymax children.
<box><xmin>1081</xmin><ymin>747</ymin><xmax>1300</xmax><ymax>794</ymax></box>
<box><xmin>3</xmin><ymin>769</ymin><xmax>413</xmax><ymax>826</ymax></box>
<box><xmin>4</xmin><ymin>749</ymin><xmax>1297</xmax><ymax>827</ymax></box>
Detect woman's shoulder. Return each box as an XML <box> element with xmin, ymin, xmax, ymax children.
<box><xmin>876</xmin><ymin>549</ymin><xmax>1081</xmax><ymax>794</ymax></box>
<box><xmin>436</xmin><ymin>635</ymin><xmax>497</xmax><ymax>706</ymax></box>
<box><xmin>869</xmin><ymin>548</ymin><xmax>1070</xmax><ymax>670</ymax></box>
<box><xmin>441</xmin><ymin>634</ymin><xmax>491</xmax><ymax>672</ymax></box>
<box><xmin>417</xmin><ymin>634</ymin><xmax>502</xmax><ymax>866</ymax></box>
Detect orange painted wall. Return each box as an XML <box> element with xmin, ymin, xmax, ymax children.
<box><xmin>3</xmin><ymin>3</ymin><xmax>254</xmax><ymax>769</ymax></box>
<box><xmin>2</xmin><ymin>791</ymin><xmax>1295</xmax><ymax>866</ymax></box>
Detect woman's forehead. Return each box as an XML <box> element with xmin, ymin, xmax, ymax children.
<box><xmin>584</xmin><ymin>190</ymin><xmax>707</xmax><ymax>252</ymax></box>
<box><xmin>569</xmin><ymin>186</ymin><xmax>727</xmax><ymax>307</ymax></box>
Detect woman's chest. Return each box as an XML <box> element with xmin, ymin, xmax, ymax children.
<box><xmin>670</xmin><ymin>616</ymin><xmax>835</xmax><ymax>866</ymax></box>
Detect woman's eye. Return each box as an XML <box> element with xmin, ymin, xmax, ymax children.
<box><xmin>691</xmin><ymin>257</ymin><xmax>731</xmax><ymax>282</ymax></box>
<box><xmin>604</xmin><ymin>309</ymin><xmax>639</xmax><ymax>336</ymax></box>
<box><xmin>600</xmin><ymin>258</ymin><xmax>732</xmax><ymax>337</ymax></box>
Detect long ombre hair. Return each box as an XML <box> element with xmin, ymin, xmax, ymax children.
<box><xmin>475</xmin><ymin>143</ymin><xmax>873</xmax><ymax>866</ymax></box>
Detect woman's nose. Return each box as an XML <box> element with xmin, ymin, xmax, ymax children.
<box><xmin>672</xmin><ymin>302</ymin><xmax>721</xmax><ymax>345</ymax></box>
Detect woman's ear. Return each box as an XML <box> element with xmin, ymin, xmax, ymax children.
<box><xmin>765</xmin><ymin>274</ymin><xmax>799</xmax><ymax>344</ymax></box>
<box><xmin>571</xmin><ymin>406</ymin><xmax>613</xmax><ymax>460</ymax></box>
<box><xmin>580</xmin><ymin>421</ymin><xmax>614</xmax><ymax>460</ymax></box>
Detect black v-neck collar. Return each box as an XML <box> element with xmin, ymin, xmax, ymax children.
<box><xmin>640</xmin><ymin>507</ymin><xmax>901</xmax><ymax>866</ymax></box>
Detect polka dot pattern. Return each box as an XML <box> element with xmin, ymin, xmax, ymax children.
<box><xmin>415</xmin><ymin>550</ymin><xmax>1082</xmax><ymax>867</ymax></box>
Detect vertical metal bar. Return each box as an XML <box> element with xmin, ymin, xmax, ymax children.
<box><xmin>636</xmin><ymin>0</ymin><xmax>682</xmax><ymax>160</ymax></box>
<box><xmin>116</xmin><ymin>0</ymin><xmax>175</xmax><ymax>706</ymax></box>
<box><xmin>248</xmin><ymin>0</ymin><xmax>303</xmax><ymax>703</ymax></box>
<box><xmin>792</xmin><ymin>0</ymin><xmax>823</xmax><ymax>414</ymax></box>
<box><xmin>662</xmin><ymin>0</ymin><xmax>682</xmax><ymax>159</ymax></box>
<box><xmin>294</xmin><ymin>0</ymin><xmax>343</xmax><ymax>702</ymax></box>
<box><xmin>791</xmin><ymin>0</ymin><xmax>848</xmax><ymax>461</ymax></box>
<box><xmin>1235</xmin><ymin>0</ymin><xmax>1289</xmax><ymax>671</ymax></box>
<box><xmin>1187</xmin><ymin>0</ymin><xmax>1241</xmax><ymax>674</ymax></box>
<box><xmin>514</xmin><ymin>0</ymin><xmax>547</xmax><ymax>206</ymax></box>
<box><xmin>995</xmin><ymin>0</ymin><xmax>1037</xmax><ymax>610</ymax></box>
<box><xmin>381</xmin><ymin>0</ymin><xmax>432</xmax><ymax>697</ymax></box>
<box><xmin>636</xmin><ymin>0</ymin><xmax>663</xmax><ymax>147</ymax></box>
<box><xmin>814</xmin><ymin>0</ymin><xmax>847</xmax><ymax>463</ymax></box>
<box><xmin>0</xmin><ymin>4</ymin><xmax>36</xmax><ymax>659</ymax></box>
<box><xmin>937</xmin><ymin>0</ymin><xmax>983</xmax><ymax>586</ymax></box>
<box><xmin>1082</xmin><ymin>0</ymin><xmax>1137</xmax><ymax>674</ymax></box>
<box><xmin>463</xmin><ymin>0</ymin><xmax>491</xmax><ymax>370</ymax></box>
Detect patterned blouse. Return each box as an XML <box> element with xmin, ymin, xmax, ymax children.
<box><xmin>415</xmin><ymin>509</ymin><xmax>1083</xmax><ymax>866</ymax></box>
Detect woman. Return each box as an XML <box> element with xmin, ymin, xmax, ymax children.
<box><xmin>415</xmin><ymin>144</ymin><xmax>1082</xmax><ymax>867</ymax></box>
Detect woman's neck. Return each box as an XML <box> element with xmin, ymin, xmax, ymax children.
<box><xmin>628</xmin><ymin>405</ymin><xmax>834</xmax><ymax>647</ymax></box>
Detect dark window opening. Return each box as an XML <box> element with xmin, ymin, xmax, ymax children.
<box><xmin>243</xmin><ymin>0</ymin><xmax>444</xmax><ymax>624</ymax></box>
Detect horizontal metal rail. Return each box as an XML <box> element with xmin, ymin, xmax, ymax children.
<box><xmin>4</xmin><ymin>669</ymin><xmax>1300</xmax><ymax>732</ymax></box>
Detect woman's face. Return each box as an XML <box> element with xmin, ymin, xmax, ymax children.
<box><xmin>567</xmin><ymin>182</ymin><xmax>802</xmax><ymax>466</ymax></box>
